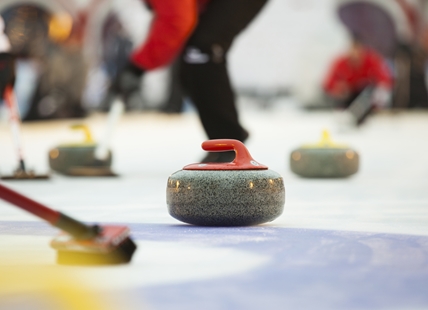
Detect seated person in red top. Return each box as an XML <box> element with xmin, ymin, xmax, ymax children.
<box><xmin>323</xmin><ymin>33</ymin><xmax>393</xmax><ymax>110</ymax></box>
<box><xmin>106</xmin><ymin>0</ymin><xmax>269</xmax><ymax>162</ymax></box>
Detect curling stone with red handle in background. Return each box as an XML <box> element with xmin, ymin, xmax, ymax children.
<box><xmin>167</xmin><ymin>139</ymin><xmax>285</xmax><ymax>226</ymax></box>
<box><xmin>290</xmin><ymin>130</ymin><xmax>359</xmax><ymax>178</ymax></box>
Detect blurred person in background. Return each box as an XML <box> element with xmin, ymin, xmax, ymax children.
<box><xmin>22</xmin><ymin>9</ymin><xmax>87</xmax><ymax>121</ymax></box>
<box><xmin>393</xmin><ymin>0</ymin><xmax>428</xmax><ymax>109</ymax></box>
<box><xmin>106</xmin><ymin>0</ymin><xmax>269</xmax><ymax>163</ymax></box>
<box><xmin>0</xmin><ymin>15</ymin><xmax>15</xmax><ymax>101</ymax></box>
<box><xmin>1</xmin><ymin>5</ymin><xmax>87</xmax><ymax>121</ymax></box>
<box><xmin>336</xmin><ymin>0</ymin><xmax>428</xmax><ymax>110</ymax></box>
<box><xmin>323</xmin><ymin>33</ymin><xmax>393</xmax><ymax>121</ymax></box>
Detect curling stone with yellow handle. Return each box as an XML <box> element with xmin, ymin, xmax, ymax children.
<box><xmin>48</xmin><ymin>124</ymin><xmax>114</xmax><ymax>176</ymax></box>
<box><xmin>290</xmin><ymin>130</ymin><xmax>359</xmax><ymax>178</ymax></box>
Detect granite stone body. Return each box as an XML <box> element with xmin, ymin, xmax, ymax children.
<box><xmin>167</xmin><ymin>169</ymin><xmax>285</xmax><ymax>226</ymax></box>
<box><xmin>290</xmin><ymin>148</ymin><xmax>359</xmax><ymax>178</ymax></box>
<box><xmin>49</xmin><ymin>145</ymin><xmax>112</xmax><ymax>175</ymax></box>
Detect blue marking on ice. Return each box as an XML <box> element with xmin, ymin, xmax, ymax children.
<box><xmin>1</xmin><ymin>221</ymin><xmax>428</xmax><ymax>310</ymax></box>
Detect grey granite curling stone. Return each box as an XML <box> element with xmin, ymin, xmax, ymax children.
<box><xmin>290</xmin><ymin>130</ymin><xmax>359</xmax><ymax>178</ymax></box>
<box><xmin>167</xmin><ymin>139</ymin><xmax>285</xmax><ymax>226</ymax></box>
<box><xmin>48</xmin><ymin>125</ymin><xmax>114</xmax><ymax>176</ymax></box>
<box><xmin>49</xmin><ymin>145</ymin><xmax>113</xmax><ymax>176</ymax></box>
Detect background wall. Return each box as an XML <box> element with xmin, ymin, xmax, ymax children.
<box><xmin>229</xmin><ymin>0</ymin><xmax>348</xmax><ymax>95</ymax></box>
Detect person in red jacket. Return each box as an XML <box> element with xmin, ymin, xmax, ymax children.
<box><xmin>107</xmin><ymin>0</ymin><xmax>269</xmax><ymax>162</ymax></box>
<box><xmin>323</xmin><ymin>34</ymin><xmax>393</xmax><ymax>110</ymax></box>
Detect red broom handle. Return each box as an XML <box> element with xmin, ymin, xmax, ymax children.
<box><xmin>0</xmin><ymin>183</ymin><xmax>99</xmax><ymax>239</ymax></box>
<box><xmin>0</xmin><ymin>183</ymin><xmax>60</xmax><ymax>224</ymax></box>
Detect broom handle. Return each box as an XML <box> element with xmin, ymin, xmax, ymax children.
<box><xmin>0</xmin><ymin>183</ymin><xmax>98</xmax><ymax>239</ymax></box>
<box><xmin>94</xmin><ymin>97</ymin><xmax>124</xmax><ymax>161</ymax></box>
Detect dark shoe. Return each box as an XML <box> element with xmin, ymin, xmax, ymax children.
<box><xmin>200</xmin><ymin>130</ymin><xmax>249</xmax><ymax>163</ymax></box>
<box><xmin>200</xmin><ymin>151</ymin><xmax>236</xmax><ymax>163</ymax></box>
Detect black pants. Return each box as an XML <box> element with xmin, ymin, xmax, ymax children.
<box><xmin>0</xmin><ymin>52</ymin><xmax>16</xmax><ymax>99</ymax></box>
<box><xmin>393</xmin><ymin>43</ymin><xmax>428</xmax><ymax>109</ymax></box>
<box><xmin>179</xmin><ymin>0</ymin><xmax>268</xmax><ymax>141</ymax></box>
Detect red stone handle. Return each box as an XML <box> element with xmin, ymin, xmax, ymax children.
<box><xmin>184</xmin><ymin>139</ymin><xmax>268</xmax><ymax>170</ymax></box>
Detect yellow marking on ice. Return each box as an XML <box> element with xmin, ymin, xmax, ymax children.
<box><xmin>0</xmin><ymin>265</ymin><xmax>109</xmax><ymax>310</ymax></box>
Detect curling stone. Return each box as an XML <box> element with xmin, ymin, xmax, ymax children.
<box><xmin>167</xmin><ymin>139</ymin><xmax>285</xmax><ymax>226</ymax></box>
<box><xmin>49</xmin><ymin>125</ymin><xmax>114</xmax><ymax>176</ymax></box>
<box><xmin>290</xmin><ymin>130</ymin><xmax>359</xmax><ymax>178</ymax></box>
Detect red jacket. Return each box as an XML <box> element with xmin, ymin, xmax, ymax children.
<box><xmin>323</xmin><ymin>49</ymin><xmax>393</xmax><ymax>96</ymax></box>
<box><xmin>131</xmin><ymin>0</ymin><xmax>210</xmax><ymax>70</ymax></box>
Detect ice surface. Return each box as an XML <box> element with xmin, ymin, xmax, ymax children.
<box><xmin>1</xmin><ymin>101</ymin><xmax>428</xmax><ymax>309</ymax></box>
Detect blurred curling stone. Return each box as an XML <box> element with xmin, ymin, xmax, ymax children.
<box><xmin>290</xmin><ymin>130</ymin><xmax>359</xmax><ymax>178</ymax></box>
<box><xmin>167</xmin><ymin>139</ymin><xmax>285</xmax><ymax>226</ymax></box>
<box><xmin>49</xmin><ymin>124</ymin><xmax>114</xmax><ymax>176</ymax></box>
<box><xmin>49</xmin><ymin>99</ymin><xmax>124</xmax><ymax>176</ymax></box>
